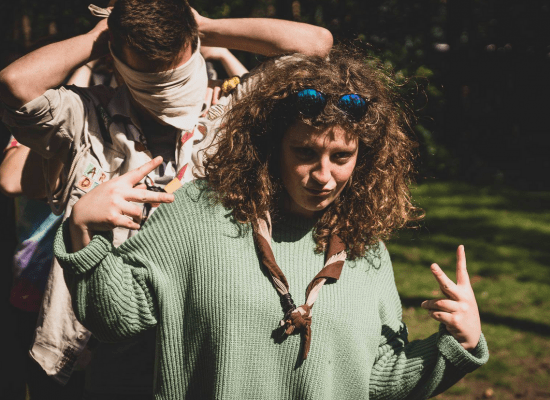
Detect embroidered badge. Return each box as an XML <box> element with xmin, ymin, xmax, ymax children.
<box><xmin>76</xmin><ymin>163</ymin><xmax>106</xmax><ymax>193</ymax></box>
<box><xmin>76</xmin><ymin>176</ymin><xmax>93</xmax><ymax>191</ymax></box>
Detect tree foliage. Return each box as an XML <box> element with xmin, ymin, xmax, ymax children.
<box><xmin>1</xmin><ymin>0</ymin><xmax>549</xmax><ymax>188</ymax></box>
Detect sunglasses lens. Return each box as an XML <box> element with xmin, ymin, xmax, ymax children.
<box><xmin>337</xmin><ymin>94</ymin><xmax>368</xmax><ymax>121</ymax></box>
<box><xmin>296</xmin><ymin>89</ymin><xmax>327</xmax><ymax>118</ymax></box>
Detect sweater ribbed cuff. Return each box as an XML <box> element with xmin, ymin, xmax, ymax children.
<box><xmin>437</xmin><ymin>324</ymin><xmax>489</xmax><ymax>373</ymax></box>
<box><xmin>54</xmin><ymin>219</ymin><xmax>114</xmax><ymax>275</ymax></box>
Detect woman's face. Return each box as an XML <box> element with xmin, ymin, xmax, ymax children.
<box><xmin>280</xmin><ymin>121</ymin><xmax>358</xmax><ymax>218</ymax></box>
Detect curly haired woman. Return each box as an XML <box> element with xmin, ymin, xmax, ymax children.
<box><xmin>55</xmin><ymin>46</ymin><xmax>488</xmax><ymax>400</ymax></box>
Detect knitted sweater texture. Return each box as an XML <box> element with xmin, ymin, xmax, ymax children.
<box><xmin>55</xmin><ymin>182</ymin><xmax>488</xmax><ymax>400</ymax></box>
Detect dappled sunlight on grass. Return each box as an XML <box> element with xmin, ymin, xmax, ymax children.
<box><xmin>387</xmin><ymin>181</ymin><xmax>550</xmax><ymax>399</ymax></box>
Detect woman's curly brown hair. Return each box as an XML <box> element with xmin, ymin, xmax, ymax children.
<box><xmin>203</xmin><ymin>45</ymin><xmax>423</xmax><ymax>260</ymax></box>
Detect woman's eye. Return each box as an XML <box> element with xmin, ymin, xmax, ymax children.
<box><xmin>293</xmin><ymin>148</ymin><xmax>315</xmax><ymax>159</ymax></box>
<box><xmin>333</xmin><ymin>152</ymin><xmax>353</xmax><ymax>163</ymax></box>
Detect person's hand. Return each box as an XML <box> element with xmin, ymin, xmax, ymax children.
<box><xmin>202</xmin><ymin>79</ymin><xmax>223</xmax><ymax>117</ymax></box>
<box><xmin>69</xmin><ymin>157</ymin><xmax>174</xmax><ymax>250</ymax></box>
<box><xmin>89</xmin><ymin>15</ymin><xmax>110</xmax><ymax>37</ymax></box>
<box><xmin>87</xmin><ymin>17</ymin><xmax>111</xmax><ymax>58</ymax></box>
<box><xmin>191</xmin><ymin>7</ymin><xmax>208</xmax><ymax>30</ymax></box>
<box><xmin>421</xmin><ymin>245</ymin><xmax>482</xmax><ymax>351</ymax></box>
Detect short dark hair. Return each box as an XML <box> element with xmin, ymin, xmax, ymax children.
<box><xmin>204</xmin><ymin>45</ymin><xmax>423</xmax><ymax>260</ymax></box>
<box><xmin>108</xmin><ymin>0</ymin><xmax>198</xmax><ymax>66</ymax></box>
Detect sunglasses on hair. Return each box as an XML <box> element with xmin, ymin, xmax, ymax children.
<box><xmin>295</xmin><ymin>88</ymin><xmax>370</xmax><ymax>121</ymax></box>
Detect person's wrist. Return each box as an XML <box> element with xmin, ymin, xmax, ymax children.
<box><xmin>195</xmin><ymin>13</ymin><xmax>216</xmax><ymax>43</ymax></box>
<box><xmin>87</xmin><ymin>20</ymin><xmax>110</xmax><ymax>59</ymax></box>
<box><xmin>460</xmin><ymin>334</ymin><xmax>481</xmax><ymax>352</ymax></box>
<box><xmin>217</xmin><ymin>48</ymin><xmax>231</xmax><ymax>60</ymax></box>
<box><xmin>69</xmin><ymin>205</ymin><xmax>92</xmax><ymax>250</ymax></box>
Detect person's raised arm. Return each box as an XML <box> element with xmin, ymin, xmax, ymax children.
<box><xmin>368</xmin><ymin>245</ymin><xmax>488</xmax><ymax>400</ymax></box>
<box><xmin>0</xmin><ymin>136</ymin><xmax>62</xmax><ymax>198</ymax></box>
<box><xmin>201</xmin><ymin>46</ymin><xmax>248</xmax><ymax>77</ymax></box>
<box><xmin>0</xmin><ymin>142</ymin><xmax>31</xmax><ymax>196</ymax></box>
<box><xmin>194</xmin><ymin>10</ymin><xmax>333</xmax><ymax>57</ymax></box>
<box><xmin>0</xmin><ymin>19</ymin><xmax>109</xmax><ymax>109</ymax></box>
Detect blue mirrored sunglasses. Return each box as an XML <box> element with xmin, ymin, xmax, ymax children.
<box><xmin>295</xmin><ymin>88</ymin><xmax>370</xmax><ymax>121</ymax></box>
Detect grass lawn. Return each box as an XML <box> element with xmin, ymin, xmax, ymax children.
<box><xmin>387</xmin><ymin>181</ymin><xmax>550</xmax><ymax>400</ymax></box>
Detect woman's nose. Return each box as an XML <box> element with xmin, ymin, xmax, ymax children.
<box><xmin>310</xmin><ymin>161</ymin><xmax>332</xmax><ymax>185</ymax></box>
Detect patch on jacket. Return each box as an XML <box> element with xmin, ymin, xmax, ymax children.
<box><xmin>76</xmin><ymin>162</ymin><xmax>107</xmax><ymax>193</ymax></box>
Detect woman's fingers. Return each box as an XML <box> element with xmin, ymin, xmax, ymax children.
<box><xmin>421</xmin><ymin>298</ymin><xmax>458</xmax><ymax>313</ymax></box>
<box><xmin>430</xmin><ymin>263</ymin><xmax>458</xmax><ymax>300</ymax></box>
<box><xmin>427</xmin><ymin>246</ymin><xmax>482</xmax><ymax>351</ymax></box>
<box><xmin>427</xmin><ymin>310</ymin><xmax>456</xmax><ymax>326</ymax></box>
<box><xmin>119</xmin><ymin>202</ymin><xmax>143</xmax><ymax>223</ymax></box>
<box><xmin>125</xmin><ymin>156</ymin><xmax>164</xmax><ymax>186</ymax></box>
<box><xmin>456</xmin><ymin>245</ymin><xmax>471</xmax><ymax>287</ymax></box>
<box><xmin>212</xmin><ymin>85</ymin><xmax>221</xmax><ymax>105</ymax></box>
<box><xmin>125</xmin><ymin>188</ymin><xmax>174</xmax><ymax>204</ymax></box>
<box><xmin>113</xmin><ymin>214</ymin><xmax>141</xmax><ymax>231</ymax></box>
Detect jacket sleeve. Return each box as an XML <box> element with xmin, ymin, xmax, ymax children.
<box><xmin>2</xmin><ymin>85</ymin><xmax>117</xmax><ymax>214</ymax></box>
<box><xmin>1</xmin><ymin>86</ymin><xmax>88</xmax><ymax>161</ymax></box>
<box><xmin>54</xmin><ymin>197</ymin><xmax>182</xmax><ymax>343</ymax></box>
<box><xmin>369</xmin><ymin>245</ymin><xmax>489</xmax><ymax>400</ymax></box>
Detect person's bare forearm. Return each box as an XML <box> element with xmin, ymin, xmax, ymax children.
<box><xmin>69</xmin><ymin>215</ymin><xmax>93</xmax><ymax>252</ymax></box>
<box><xmin>197</xmin><ymin>15</ymin><xmax>333</xmax><ymax>57</ymax></box>
<box><xmin>0</xmin><ymin>20</ymin><xmax>109</xmax><ymax>109</ymax></box>
<box><xmin>0</xmin><ymin>146</ymin><xmax>30</xmax><ymax>196</ymax></box>
<box><xmin>21</xmin><ymin>151</ymin><xmax>63</xmax><ymax>199</ymax></box>
<box><xmin>219</xmin><ymin>50</ymin><xmax>248</xmax><ymax>77</ymax></box>
<box><xmin>66</xmin><ymin>60</ymin><xmax>98</xmax><ymax>87</ymax></box>
<box><xmin>0</xmin><ymin>144</ymin><xmax>62</xmax><ymax>198</ymax></box>
<box><xmin>201</xmin><ymin>47</ymin><xmax>249</xmax><ymax>77</ymax></box>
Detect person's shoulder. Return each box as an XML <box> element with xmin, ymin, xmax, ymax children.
<box><xmin>65</xmin><ymin>84</ymin><xmax>117</xmax><ymax>106</ymax></box>
<box><xmin>158</xmin><ymin>180</ymin><xmax>240</xmax><ymax>236</ymax></box>
<box><xmin>352</xmin><ymin>241</ymin><xmax>392</xmax><ymax>273</ymax></box>
<box><xmin>172</xmin><ymin>180</ymin><xmax>218</xmax><ymax>212</ymax></box>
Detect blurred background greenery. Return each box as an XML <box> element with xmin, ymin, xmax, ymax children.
<box><xmin>0</xmin><ymin>0</ymin><xmax>549</xmax><ymax>398</ymax></box>
<box><xmin>2</xmin><ymin>0</ymin><xmax>549</xmax><ymax>189</ymax></box>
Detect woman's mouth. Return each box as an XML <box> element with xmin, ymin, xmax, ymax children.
<box><xmin>304</xmin><ymin>187</ymin><xmax>332</xmax><ymax>196</ymax></box>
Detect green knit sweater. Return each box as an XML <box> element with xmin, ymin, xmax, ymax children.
<box><xmin>55</xmin><ymin>182</ymin><xmax>488</xmax><ymax>400</ymax></box>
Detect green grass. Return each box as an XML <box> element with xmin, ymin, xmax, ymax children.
<box><xmin>387</xmin><ymin>181</ymin><xmax>550</xmax><ymax>399</ymax></box>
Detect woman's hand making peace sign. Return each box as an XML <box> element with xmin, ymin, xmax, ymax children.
<box><xmin>421</xmin><ymin>245</ymin><xmax>482</xmax><ymax>351</ymax></box>
<box><xmin>69</xmin><ymin>156</ymin><xmax>175</xmax><ymax>252</ymax></box>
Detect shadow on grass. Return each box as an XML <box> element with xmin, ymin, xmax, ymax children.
<box><xmin>401</xmin><ymin>296</ymin><xmax>550</xmax><ymax>337</ymax></box>
<box><xmin>413</xmin><ymin>181</ymin><xmax>550</xmax><ymax>215</ymax></box>
<box><xmin>390</xmin><ymin>183</ymin><xmax>550</xmax><ymax>285</ymax></box>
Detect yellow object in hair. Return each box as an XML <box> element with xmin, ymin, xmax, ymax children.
<box><xmin>221</xmin><ymin>76</ymin><xmax>241</xmax><ymax>95</ymax></box>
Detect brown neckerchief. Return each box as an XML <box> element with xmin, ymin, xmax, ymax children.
<box><xmin>253</xmin><ymin>213</ymin><xmax>347</xmax><ymax>361</ymax></box>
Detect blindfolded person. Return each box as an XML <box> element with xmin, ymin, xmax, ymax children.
<box><xmin>55</xmin><ymin>46</ymin><xmax>488</xmax><ymax>400</ymax></box>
